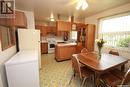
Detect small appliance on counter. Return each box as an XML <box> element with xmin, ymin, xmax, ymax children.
<box><xmin>63</xmin><ymin>32</ymin><xmax>68</xmax><ymax>41</ymax></box>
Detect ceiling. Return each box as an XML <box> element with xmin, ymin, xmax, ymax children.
<box><xmin>15</xmin><ymin>0</ymin><xmax>130</xmax><ymax>21</ymax></box>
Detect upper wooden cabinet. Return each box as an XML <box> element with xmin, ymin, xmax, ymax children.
<box><xmin>35</xmin><ymin>25</ymin><xmax>56</xmax><ymax>36</ymax></box>
<box><xmin>56</xmin><ymin>21</ymin><xmax>71</xmax><ymax>31</ymax></box>
<box><xmin>0</xmin><ymin>11</ymin><xmax>27</xmax><ymax>28</ymax></box>
<box><xmin>75</xmin><ymin>23</ymin><xmax>86</xmax><ymax>30</ymax></box>
<box><xmin>14</xmin><ymin>11</ymin><xmax>27</xmax><ymax>28</ymax></box>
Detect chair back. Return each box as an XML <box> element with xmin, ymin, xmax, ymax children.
<box><xmin>71</xmin><ymin>55</ymin><xmax>82</xmax><ymax>79</ymax></box>
<box><xmin>81</xmin><ymin>48</ymin><xmax>88</xmax><ymax>53</ymax></box>
<box><xmin>121</xmin><ymin>69</ymin><xmax>130</xmax><ymax>85</ymax></box>
<box><xmin>109</xmin><ymin>49</ymin><xmax>119</xmax><ymax>56</ymax></box>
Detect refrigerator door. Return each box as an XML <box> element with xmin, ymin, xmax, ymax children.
<box><xmin>18</xmin><ymin>29</ymin><xmax>41</xmax><ymax>68</ymax></box>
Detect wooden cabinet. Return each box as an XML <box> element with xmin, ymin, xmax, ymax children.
<box><xmin>41</xmin><ymin>26</ymin><xmax>47</xmax><ymax>36</ymax></box>
<box><xmin>85</xmin><ymin>24</ymin><xmax>95</xmax><ymax>52</ymax></box>
<box><xmin>55</xmin><ymin>43</ymin><xmax>76</xmax><ymax>61</ymax></box>
<box><xmin>47</xmin><ymin>26</ymin><xmax>56</xmax><ymax>35</ymax></box>
<box><xmin>14</xmin><ymin>11</ymin><xmax>27</xmax><ymax>28</ymax></box>
<box><xmin>35</xmin><ymin>25</ymin><xmax>56</xmax><ymax>36</ymax></box>
<box><xmin>41</xmin><ymin>43</ymin><xmax>48</xmax><ymax>54</ymax></box>
<box><xmin>56</xmin><ymin>21</ymin><xmax>71</xmax><ymax>31</ymax></box>
<box><xmin>0</xmin><ymin>11</ymin><xmax>27</xmax><ymax>28</ymax></box>
<box><xmin>76</xmin><ymin>24</ymin><xmax>95</xmax><ymax>53</ymax></box>
<box><xmin>35</xmin><ymin>25</ymin><xmax>42</xmax><ymax>32</ymax></box>
<box><xmin>75</xmin><ymin>23</ymin><xmax>86</xmax><ymax>30</ymax></box>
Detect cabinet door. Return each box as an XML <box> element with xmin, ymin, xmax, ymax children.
<box><xmin>50</xmin><ymin>26</ymin><xmax>56</xmax><ymax>35</ymax></box>
<box><xmin>85</xmin><ymin>24</ymin><xmax>95</xmax><ymax>52</ymax></box>
<box><xmin>41</xmin><ymin>43</ymin><xmax>48</xmax><ymax>54</ymax></box>
<box><xmin>35</xmin><ymin>25</ymin><xmax>42</xmax><ymax>32</ymax></box>
<box><xmin>14</xmin><ymin>11</ymin><xmax>27</xmax><ymax>28</ymax></box>
<box><xmin>57</xmin><ymin>21</ymin><xmax>71</xmax><ymax>31</ymax></box>
<box><xmin>41</xmin><ymin>26</ymin><xmax>47</xmax><ymax>36</ymax></box>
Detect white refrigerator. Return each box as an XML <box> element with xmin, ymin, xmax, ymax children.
<box><xmin>18</xmin><ymin>29</ymin><xmax>41</xmax><ymax>68</ymax></box>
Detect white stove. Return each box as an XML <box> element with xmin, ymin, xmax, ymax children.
<box><xmin>47</xmin><ymin>38</ymin><xmax>57</xmax><ymax>53</ymax></box>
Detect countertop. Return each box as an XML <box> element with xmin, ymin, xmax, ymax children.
<box><xmin>5</xmin><ymin>50</ymin><xmax>38</xmax><ymax>65</ymax></box>
<box><xmin>56</xmin><ymin>42</ymin><xmax>77</xmax><ymax>47</ymax></box>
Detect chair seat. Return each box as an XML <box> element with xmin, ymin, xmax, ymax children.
<box><xmin>110</xmin><ymin>69</ymin><xmax>125</xmax><ymax>80</ymax></box>
<box><xmin>101</xmin><ymin>72</ymin><xmax>122</xmax><ymax>87</ymax></box>
<box><xmin>81</xmin><ymin>67</ymin><xmax>94</xmax><ymax>78</ymax></box>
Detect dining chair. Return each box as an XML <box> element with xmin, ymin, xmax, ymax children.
<box><xmin>101</xmin><ymin>68</ymin><xmax>130</xmax><ymax>87</ymax></box>
<box><xmin>80</xmin><ymin>48</ymin><xmax>89</xmax><ymax>67</ymax></box>
<box><xmin>69</xmin><ymin>54</ymin><xmax>94</xmax><ymax>87</ymax></box>
<box><xmin>109</xmin><ymin>49</ymin><xmax>119</xmax><ymax>56</ymax></box>
<box><xmin>81</xmin><ymin>48</ymin><xmax>88</xmax><ymax>53</ymax></box>
<box><xmin>108</xmin><ymin>49</ymin><xmax>125</xmax><ymax>79</ymax></box>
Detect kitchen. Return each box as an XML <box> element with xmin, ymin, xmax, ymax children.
<box><xmin>0</xmin><ymin>0</ymin><xmax>130</xmax><ymax>87</ymax></box>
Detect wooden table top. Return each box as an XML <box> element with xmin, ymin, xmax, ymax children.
<box><xmin>73</xmin><ymin>52</ymin><xmax>129</xmax><ymax>73</ymax></box>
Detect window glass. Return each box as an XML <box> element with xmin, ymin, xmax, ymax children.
<box><xmin>0</xmin><ymin>25</ymin><xmax>15</xmax><ymax>51</ymax></box>
<box><xmin>70</xmin><ymin>31</ymin><xmax>77</xmax><ymax>41</ymax></box>
<box><xmin>99</xmin><ymin>12</ymin><xmax>130</xmax><ymax>48</ymax></box>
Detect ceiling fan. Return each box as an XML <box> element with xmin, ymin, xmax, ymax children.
<box><xmin>66</xmin><ymin>0</ymin><xmax>89</xmax><ymax>10</ymax></box>
<box><xmin>66</xmin><ymin>0</ymin><xmax>96</xmax><ymax>9</ymax></box>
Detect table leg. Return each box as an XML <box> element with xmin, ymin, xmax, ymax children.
<box><xmin>94</xmin><ymin>72</ymin><xmax>100</xmax><ymax>87</ymax></box>
<box><xmin>121</xmin><ymin>64</ymin><xmax>125</xmax><ymax>72</ymax></box>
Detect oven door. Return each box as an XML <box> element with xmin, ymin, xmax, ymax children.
<box><xmin>48</xmin><ymin>43</ymin><xmax>55</xmax><ymax>53</ymax></box>
<box><xmin>49</xmin><ymin>44</ymin><xmax>55</xmax><ymax>49</ymax></box>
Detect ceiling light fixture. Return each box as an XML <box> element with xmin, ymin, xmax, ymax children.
<box><xmin>50</xmin><ymin>13</ymin><xmax>55</xmax><ymax>21</ymax></box>
<box><xmin>76</xmin><ymin>0</ymin><xmax>88</xmax><ymax>10</ymax></box>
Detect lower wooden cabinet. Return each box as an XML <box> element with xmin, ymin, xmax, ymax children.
<box><xmin>41</xmin><ymin>43</ymin><xmax>48</xmax><ymax>54</ymax></box>
<box><xmin>55</xmin><ymin>43</ymin><xmax>76</xmax><ymax>61</ymax></box>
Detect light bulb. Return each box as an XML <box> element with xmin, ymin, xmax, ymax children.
<box><xmin>50</xmin><ymin>13</ymin><xmax>54</xmax><ymax>19</ymax></box>
<box><xmin>76</xmin><ymin>0</ymin><xmax>88</xmax><ymax>10</ymax></box>
<box><xmin>50</xmin><ymin>18</ymin><xmax>55</xmax><ymax>21</ymax></box>
<box><xmin>82</xmin><ymin>0</ymin><xmax>88</xmax><ymax>10</ymax></box>
<box><xmin>76</xmin><ymin>0</ymin><xmax>83</xmax><ymax>10</ymax></box>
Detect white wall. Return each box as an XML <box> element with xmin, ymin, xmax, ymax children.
<box><xmin>24</xmin><ymin>11</ymin><xmax>35</xmax><ymax>29</ymax></box>
<box><xmin>85</xmin><ymin>3</ymin><xmax>130</xmax><ymax>71</ymax></box>
<box><xmin>0</xmin><ymin>10</ymin><xmax>35</xmax><ymax>87</ymax></box>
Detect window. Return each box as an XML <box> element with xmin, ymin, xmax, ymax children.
<box><xmin>70</xmin><ymin>31</ymin><xmax>77</xmax><ymax>41</ymax></box>
<box><xmin>99</xmin><ymin>12</ymin><xmax>130</xmax><ymax>48</ymax></box>
<box><xmin>0</xmin><ymin>25</ymin><xmax>15</xmax><ymax>51</ymax></box>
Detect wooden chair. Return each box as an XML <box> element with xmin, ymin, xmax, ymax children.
<box><xmin>81</xmin><ymin>48</ymin><xmax>88</xmax><ymax>53</ymax></box>
<box><xmin>108</xmin><ymin>49</ymin><xmax>125</xmax><ymax>79</ymax></box>
<box><xmin>101</xmin><ymin>68</ymin><xmax>130</xmax><ymax>87</ymax></box>
<box><xmin>80</xmin><ymin>48</ymin><xmax>88</xmax><ymax>67</ymax></box>
<box><xmin>109</xmin><ymin>49</ymin><xmax>119</xmax><ymax>56</ymax></box>
<box><xmin>69</xmin><ymin>54</ymin><xmax>94</xmax><ymax>87</ymax></box>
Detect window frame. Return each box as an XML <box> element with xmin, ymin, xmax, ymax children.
<box><xmin>98</xmin><ymin>12</ymin><xmax>130</xmax><ymax>52</ymax></box>
<box><xmin>0</xmin><ymin>25</ymin><xmax>15</xmax><ymax>51</ymax></box>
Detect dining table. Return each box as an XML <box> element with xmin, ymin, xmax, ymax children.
<box><xmin>75</xmin><ymin>52</ymin><xmax>129</xmax><ymax>87</ymax></box>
